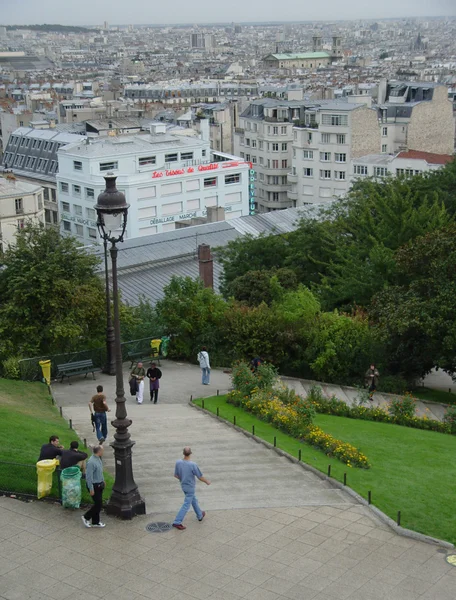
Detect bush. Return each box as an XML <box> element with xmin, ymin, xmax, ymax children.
<box><xmin>304</xmin><ymin>425</ymin><xmax>370</xmax><ymax>468</ymax></box>
<box><xmin>2</xmin><ymin>356</ymin><xmax>21</xmax><ymax>379</ymax></box>
<box><xmin>379</xmin><ymin>375</ymin><xmax>409</xmax><ymax>395</ymax></box>
<box><xmin>443</xmin><ymin>405</ymin><xmax>456</xmax><ymax>435</ymax></box>
<box><xmin>387</xmin><ymin>393</ymin><xmax>417</xmax><ymax>421</ymax></box>
<box><xmin>230</xmin><ymin>360</ymin><xmax>278</xmax><ymax>398</ymax></box>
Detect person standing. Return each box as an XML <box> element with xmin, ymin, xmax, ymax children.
<box><xmin>82</xmin><ymin>445</ymin><xmax>106</xmax><ymax>528</ymax></box>
<box><xmin>172</xmin><ymin>447</ymin><xmax>210</xmax><ymax>530</ymax></box>
<box><xmin>38</xmin><ymin>435</ymin><xmax>63</xmax><ymax>461</ymax></box>
<box><xmin>198</xmin><ymin>347</ymin><xmax>211</xmax><ymax>385</ymax></box>
<box><xmin>59</xmin><ymin>441</ymin><xmax>88</xmax><ymax>474</ymax></box>
<box><xmin>89</xmin><ymin>385</ymin><xmax>110</xmax><ymax>443</ymax></box>
<box><xmin>130</xmin><ymin>361</ymin><xmax>146</xmax><ymax>404</ymax></box>
<box><xmin>365</xmin><ymin>364</ymin><xmax>380</xmax><ymax>400</ymax></box>
<box><xmin>146</xmin><ymin>361</ymin><xmax>162</xmax><ymax>403</ymax></box>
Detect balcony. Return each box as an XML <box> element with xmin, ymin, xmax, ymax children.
<box><xmin>234</xmin><ymin>127</ymin><xmax>244</xmax><ymax>134</ymax></box>
<box><xmin>288</xmin><ymin>189</ymin><xmax>298</xmax><ymax>201</ymax></box>
<box><xmin>293</xmin><ymin>121</ymin><xmax>318</xmax><ymax>129</ymax></box>
<box><xmin>287</xmin><ymin>172</ymin><xmax>298</xmax><ymax>184</ymax></box>
<box><xmin>264</xmin><ymin>116</ymin><xmax>290</xmax><ymax>123</ymax></box>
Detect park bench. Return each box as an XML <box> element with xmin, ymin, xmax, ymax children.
<box><xmin>56</xmin><ymin>359</ymin><xmax>101</xmax><ymax>384</ymax></box>
<box><xmin>127</xmin><ymin>349</ymin><xmax>161</xmax><ymax>368</ymax></box>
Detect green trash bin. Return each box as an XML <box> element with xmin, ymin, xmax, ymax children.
<box><xmin>61</xmin><ymin>466</ymin><xmax>82</xmax><ymax>509</ymax></box>
<box><xmin>160</xmin><ymin>336</ymin><xmax>170</xmax><ymax>357</ymax></box>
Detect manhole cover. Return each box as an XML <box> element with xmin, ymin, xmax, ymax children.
<box><xmin>446</xmin><ymin>555</ymin><xmax>456</xmax><ymax>567</ymax></box>
<box><xmin>145</xmin><ymin>521</ymin><xmax>171</xmax><ymax>533</ymax></box>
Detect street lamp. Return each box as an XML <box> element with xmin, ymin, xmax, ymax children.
<box><xmin>103</xmin><ymin>238</ymin><xmax>116</xmax><ymax>376</ymax></box>
<box><xmin>95</xmin><ymin>173</ymin><xmax>146</xmax><ymax>519</ymax></box>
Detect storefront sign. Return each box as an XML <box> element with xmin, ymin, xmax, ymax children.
<box><xmin>62</xmin><ymin>212</ymin><xmax>97</xmax><ymax>228</ymax></box>
<box><xmin>249</xmin><ymin>169</ymin><xmax>256</xmax><ymax>215</ymax></box>
<box><xmin>151</xmin><ymin>161</ymin><xmax>250</xmax><ymax>180</ymax></box>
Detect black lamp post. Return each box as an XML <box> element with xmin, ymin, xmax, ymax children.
<box><xmin>103</xmin><ymin>238</ymin><xmax>116</xmax><ymax>376</ymax></box>
<box><xmin>95</xmin><ymin>173</ymin><xmax>146</xmax><ymax>519</ymax></box>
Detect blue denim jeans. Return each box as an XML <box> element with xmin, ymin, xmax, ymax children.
<box><xmin>173</xmin><ymin>486</ymin><xmax>203</xmax><ymax>524</ymax></box>
<box><xmin>201</xmin><ymin>367</ymin><xmax>210</xmax><ymax>385</ymax></box>
<box><xmin>94</xmin><ymin>412</ymin><xmax>107</xmax><ymax>441</ymax></box>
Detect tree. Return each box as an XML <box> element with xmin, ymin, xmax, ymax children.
<box><xmin>0</xmin><ymin>224</ymin><xmax>105</xmax><ymax>359</ymax></box>
<box><xmin>228</xmin><ymin>268</ymin><xmax>298</xmax><ymax>306</ymax></box>
<box><xmin>155</xmin><ymin>276</ymin><xmax>226</xmax><ymax>362</ymax></box>
<box><xmin>371</xmin><ymin>225</ymin><xmax>456</xmax><ymax>380</ymax></box>
<box><xmin>120</xmin><ymin>296</ymin><xmax>163</xmax><ymax>342</ymax></box>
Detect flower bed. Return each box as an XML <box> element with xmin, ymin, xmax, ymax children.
<box><xmin>227</xmin><ymin>363</ymin><xmax>370</xmax><ymax>469</ymax></box>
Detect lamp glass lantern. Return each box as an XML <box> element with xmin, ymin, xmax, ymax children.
<box><xmin>95</xmin><ymin>173</ymin><xmax>129</xmax><ymax>243</ymax></box>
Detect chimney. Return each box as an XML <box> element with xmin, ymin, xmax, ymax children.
<box><xmin>198</xmin><ymin>244</ymin><xmax>213</xmax><ymax>288</ymax></box>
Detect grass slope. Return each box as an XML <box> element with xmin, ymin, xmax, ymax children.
<box><xmin>195</xmin><ymin>395</ymin><xmax>456</xmax><ymax>545</ymax></box>
<box><xmin>0</xmin><ymin>379</ymin><xmax>113</xmax><ymax>503</ymax></box>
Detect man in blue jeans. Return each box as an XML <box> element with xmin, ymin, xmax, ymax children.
<box><xmin>172</xmin><ymin>447</ymin><xmax>210</xmax><ymax>530</ymax></box>
<box><xmin>88</xmin><ymin>385</ymin><xmax>110</xmax><ymax>444</ymax></box>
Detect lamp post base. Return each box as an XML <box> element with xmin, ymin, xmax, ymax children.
<box><xmin>105</xmin><ymin>492</ymin><xmax>146</xmax><ymax>520</ymax></box>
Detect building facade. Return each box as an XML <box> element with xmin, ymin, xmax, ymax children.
<box><xmin>351</xmin><ymin>150</ymin><xmax>453</xmax><ymax>181</ymax></box>
<box><xmin>57</xmin><ymin>128</ymin><xmax>250</xmax><ymax>243</ymax></box>
<box><xmin>0</xmin><ymin>175</ymin><xmax>45</xmax><ymax>251</ymax></box>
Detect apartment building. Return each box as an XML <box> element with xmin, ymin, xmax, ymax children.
<box><xmin>234</xmin><ymin>99</ymin><xmax>296</xmax><ymax>213</ymax></box>
<box><xmin>289</xmin><ymin>101</ymin><xmax>379</xmax><ymax>204</ymax></box>
<box><xmin>0</xmin><ymin>175</ymin><xmax>45</xmax><ymax>251</ymax></box>
<box><xmin>1</xmin><ymin>127</ymin><xmax>84</xmax><ymax>226</ymax></box>
<box><xmin>351</xmin><ymin>150</ymin><xmax>453</xmax><ymax>181</ymax></box>
<box><xmin>57</xmin><ymin>126</ymin><xmax>250</xmax><ymax>243</ymax></box>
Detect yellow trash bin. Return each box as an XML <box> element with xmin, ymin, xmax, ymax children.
<box><xmin>39</xmin><ymin>359</ymin><xmax>51</xmax><ymax>385</ymax></box>
<box><xmin>36</xmin><ymin>459</ymin><xmax>58</xmax><ymax>499</ymax></box>
<box><xmin>150</xmin><ymin>339</ymin><xmax>161</xmax><ymax>358</ymax></box>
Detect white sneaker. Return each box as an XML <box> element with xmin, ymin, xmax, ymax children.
<box><xmin>92</xmin><ymin>522</ymin><xmax>106</xmax><ymax>528</ymax></box>
<box><xmin>81</xmin><ymin>515</ymin><xmax>91</xmax><ymax>528</ymax></box>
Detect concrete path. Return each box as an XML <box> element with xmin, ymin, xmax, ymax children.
<box><xmin>52</xmin><ymin>361</ymin><xmax>351</xmax><ymax>514</ymax></box>
<box><xmin>1</xmin><ymin>495</ymin><xmax>455</xmax><ymax>600</ymax></box>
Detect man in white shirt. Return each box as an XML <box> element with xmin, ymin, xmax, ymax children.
<box><xmin>197</xmin><ymin>347</ymin><xmax>210</xmax><ymax>385</ymax></box>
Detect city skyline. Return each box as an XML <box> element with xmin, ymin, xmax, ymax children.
<box><xmin>1</xmin><ymin>0</ymin><xmax>455</xmax><ymax>27</ymax></box>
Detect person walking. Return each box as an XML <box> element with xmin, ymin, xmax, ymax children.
<box><xmin>146</xmin><ymin>361</ymin><xmax>162</xmax><ymax>403</ymax></box>
<box><xmin>130</xmin><ymin>361</ymin><xmax>146</xmax><ymax>404</ymax></box>
<box><xmin>365</xmin><ymin>364</ymin><xmax>380</xmax><ymax>400</ymax></box>
<box><xmin>198</xmin><ymin>347</ymin><xmax>211</xmax><ymax>385</ymax></box>
<box><xmin>89</xmin><ymin>385</ymin><xmax>110</xmax><ymax>443</ymax></box>
<box><xmin>82</xmin><ymin>445</ymin><xmax>106</xmax><ymax>528</ymax></box>
<box><xmin>172</xmin><ymin>447</ymin><xmax>210</xmax><ymax>530</ymax></box>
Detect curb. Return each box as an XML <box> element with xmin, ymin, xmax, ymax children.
<box><xmin>190</xmin><ymin>400</ymin><xmax>454</xmax><ymax>551</ymax></box>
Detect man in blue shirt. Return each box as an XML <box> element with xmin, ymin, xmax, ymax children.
<box><xmin>82</xmin><ymin>445</ymin><xmax>106</xmax><ymax>528</ymax></box>
<box><xmin>172</xmin><ymin>447</ymin><xmax>210</xmax><ymax>530</ymax></box>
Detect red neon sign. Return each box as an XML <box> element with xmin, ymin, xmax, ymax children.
<box><xmin>151</xmin><ymin>161</ymin><xmax>249</xmax><ymax>179</ymax></box>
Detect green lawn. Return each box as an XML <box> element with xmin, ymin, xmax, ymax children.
<box><xmin>195</xmin><ymin>395</ymin><xmax>456</xmax><ymax>545</ymax></box>
<box><xmin>0</xmin><ymin>378</ymin><xmax>113</xmax><ymax>503</ymax></box>
<box><xmin>412</xmin><ymin>386</ymin><xmax>456</xmax><ymax>406</ymax></box>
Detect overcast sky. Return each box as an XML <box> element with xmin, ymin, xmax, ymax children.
<box><xmin>1</xmin><ymin>0</ymin><xmax>455</xmax><ymax>26</ymax></box>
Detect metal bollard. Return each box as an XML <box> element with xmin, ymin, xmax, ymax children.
<box><xmin>368</xmin><ymin>490</ymin><xmax>372</xmax><ymax>505</ymax></box>
<box><xmin>202</xmin><ymin>399</ymin><xmax>205</xmax><ymax>409</ymax></box>
<box><xmin>216</xmin><ymin>407</ymin><xmax>219</xmax><ymax>417</ymax></box>
<box><xmin>298</xmin><ymin>449</ymin><xmax>301</xmax><ymax>461</ymax></box>
<box><xmin>252</xmin><ymin>425</ymin><xmax>255</xmax><ymax>436</ymax></box>
<box><xmin>233</xmin><ymin>415</ymin><xmax>236</xmax><ymax>426</ymax></box>
<box><xmin>69</xmin><ymin>419</ymin><xmax>72</xmax><ymax>430</ymax></box>
<box><xmin>397</xmin><ymin>511</ymin><xmax>401</xmax><ymax>526</ymax></box>
<box><xmin>327</xmin><ymin>465</ymin><xmax>331</xmax><ymax>477</ymax></box>
<box><xmin>343</xmin><ymin>472</ymin><xmax>347</xmax><ymax>486</ymax></box>
<box><xmin>59</xmin><ymin>406</ymin><xmax>63</xmax><ymax>417</ymax></box>
<box><xmin>274</xmin><ymin>436</ymin><xmax>277</xmax><ymax>447</ymax></box>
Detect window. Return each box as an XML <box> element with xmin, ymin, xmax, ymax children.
<box><xmin>100</xmin><ymin>161</ymin><xmax>118</xmax><ymax>171</ymax></box>
<box><xmin>382</xmin><ymin>144</ymin><xmax>388</xmax><ymax>153</ymax></box>
<box><xmin>321</xmin><ymin>133</ymin><xmax>331</xmax><ymax>144</ymax></box>
<box><xmin>321</xmin><ymin>114</ymin><xmax>348</xmax><ymax>126</ymax></box>
<box><xmin>251</xmin><ymin>140</ymin><xmax>257</xmax><ymax>148</ymax></box>
<box><xmin>303</xmin><ymin>168</ymin><xmax>313</xmax><ymax>177</ymax></box>
<box><xmin>225</xmin><ymin>173</ymin><xmax>240</xmax><ymax>185</ymax></box>
<box><xmin>252</xmin><ymin>156</ymin><xmax>257</xmax><ymax>164</ymax></box>
<box><xmin>308</xmin><ymin>133</ymin><xmax>313</xmax><ymax>144</ymax></box>
<box><xmin>281</xmin><ymin>160</ymin><xmax>287</xmax><ymax>169</ymax></box>
<box><xmin>335</xmin><ymin>153</ymin><xmax>346</xmax><ymax>163</ymax></box>
<box><xmin>259</xmin><ymin>157</ymin><xmax>264</xmax><ymax>165</ymax></box>
<box><xmin>273</xmin><ymin>127</ymin><xmax>278</xmax><ymax>135</ymax></box>
<box><xmin>86</xmin><ymin>187</ymin><xmax>95</xmax><ymax>199</ymax></box>
<box><xmin>202</xmin><ymin>149</ymin><xmax>207</xmax><ymax>157</ymax></box>
<box><xmin>86</xmin><ymin>208</ymin><xmax>96</xmax><ymax>220</ymax></box>
<box><xmin>88</xmin><ymin>227</ymin><xmax>97</xmax><ymax>239</ymax></box>
<box><xmin>245</xmin><ymin>154</ymin><xmax>251</xmax><ymax>162</ymax></box>
<box><xmin>334</xmin><ymin>171</ymin><xmax>346</xmax><ymax>180</ymax></box>
<box><xmin>293</xmin><ymin>131</ymin><xmax>297</xmax><ymax>141</ymax></box>
<box><xmin>74</xmin><ymin>205</ymin><xmax>83</xmax><ymax>216</ymax></box>
<box><xmin>354</xmin><ymin>165</ymin><xmax>368</xmax><ymax>175</ymax></box>
<box><xmin>73</xmin><ymin>185</ymin><xmax>81</xmax><ymax>195</ymax></box>
<box><xmin>303</xmin><ymin>150</ymin><xmax>313</xmax><ymax>159</ymax></box>
<box><xmin>258</xmin><ymin>141</ymin><xmax>263</xmax><ymax>150</ymax></box>
<box><xmin>75</xmin><ymin>224</ymin><xmax>84</xmax><ymax>236</ymax></box>
<box><xmin>272</xmin><ymin>143</ymin><xmax>279</xmax><ymax>152</ymax></box>
<box><xmin>382</xmin><ymin>127</ymin><xmax>388</xmax><ymax>137</ymax></box>
<box><xmin>320</xmin><ymin>170</ymin><xmax>331</xmax><ymax>179</ymax></box>
<box><xmin>204</xmin><ymin>177</ymin><xmax>217</xmax><ymax>188</ymax></box>
<box><xmin>270</xmin><ymin>175</ymin><xmax>279</xmax><ymax>184</ymax></box>
<box><xmin>259</xmin><ymin>173</ymin><xmax>264</xmax><ymax>181</ymax></box>
<box><xmin>43</xmin><ymin>188</ymin><xmax>49</xmax><ymax>201</ymax></box>
<box><xmin>63</xmin><ymin>221</ymin><xmax>71</xmax><ymax>232</ymax></box>
<box><xmin>320</xmin><ymin>152</ymin><xmax>331</xmax><ymax>162</ymax></box>
<box><xmin>37</xmin><ymin>194</ymin><xmax>43</xmax><ymax>209</ymax></box>
<box><xmin>272</xmin><ymin>160</ymin><xmax>279</xmax><ymax>169</ymax></box>
<box><xmin>49</xmin><ymin>160</ymin><xmax>57</xmax><ymax>173</ymax></box>
<box><xmin>336</xmin><ymin>134</ymin><xmax>346</xmax><ymax>144</ymax></box>
<box><xmin>20</xmin><ymin>137</ymin><xmax>26</xmax><ymax>147</ymax></box>
<box><xmin>281</xmin><ymin>176</ymin><xmax>287</xmax><ymax>185</ymax></box>
<box><xmin>281</xmin><ymin>126</ymin><xmax>287</xmax><ymax>134</ymax></box>
<box><xmin>272</xmin><ymin>192</ymin><xmax>279</xmax><ymax>201</ymax></box>
<box><xmin>240</xmin><ymin>153</ymin><xmax>245</xmax><ymax>159</ymax></box>
<box><xmin>245</xmin><ymin>138</ymin><xmax>251</xmax><ymax>146</ymax></box>
<box><xmin>139</xmin><ymin>155</ymin><xmax>156</xmax><ymax>166</ymax></box>
<box><xmin>60</xmin><ymin>182</ymin><xmax>69</xmax><ymax>193</ymax></box>
<box><xmin>51</xmin><ymin>189</ymin><xmax>56</xmax><ymax>202</ymax></box>
<box><xmin>253</xmin><ymin>123</ymin><xmax>257</xmax><ymax>132</ymax></box>
<box><xmin>15</xmin><ymin>198</ymin><xmax>23</xmax><ymax>214</ymax></box>
<box><xmin>180</xmin><ymin>152</ymin><xmax>193</xmax><ymax>161</ymax></box>
<box><xmin>73</xmin><ymin>160</ymin><xmax>82</xmax><ymax>171</ymax></box>
<box><xmin>61</xmin><ymin>201</ymin><xmax>70</xmax><ymax>213</ymax></box>
<box><xmin>374</xmin><ymin>167</ymin><xmax>387</xmax><ymax>177</ymax></box>
<box><xmin>282</xmin><ymin>143</ymin><xmax>288</xmax><ymax>151</ymax></box>
<box><xmin>165</xmin><ymin>153</ymin><xmax>178</xmax><ymax>163</ymax></box>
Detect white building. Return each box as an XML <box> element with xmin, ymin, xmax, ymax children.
<box><xmin>0</xmin><ymin>175</ymin><xmax>45</xmax><ymax>251</ymax></box>
<box><xmin>57</xmin><ymin>126</ymin><xmax>251</xmax><ymax>243</ymax></box>
<box><xmin>351</xmin><ymin>150</ymin><xmax>454</xmax><ymax>182</ymax></box>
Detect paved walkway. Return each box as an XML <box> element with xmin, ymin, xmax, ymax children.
<box><xmin>1</xmin><ymin>360</ymin><xmax>454</xmax><ymax>600</ymax></box>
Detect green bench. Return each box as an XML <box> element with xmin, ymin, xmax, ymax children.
<box><xmin>57</xmin><ymin>359</ymin><xmax>101</xmax><ymax>384</ymax></box>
